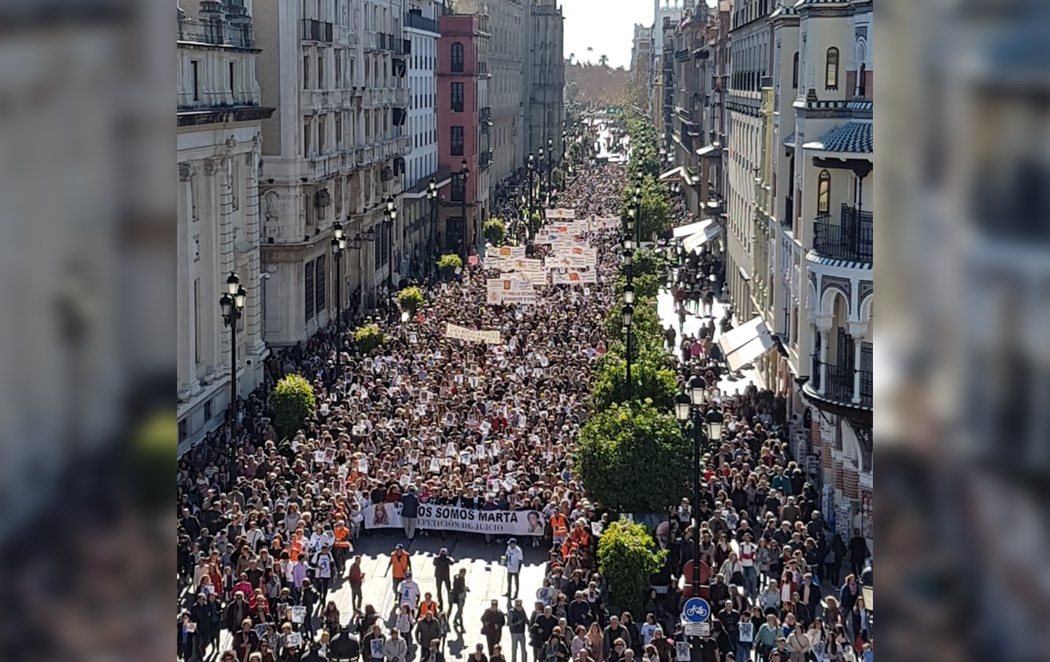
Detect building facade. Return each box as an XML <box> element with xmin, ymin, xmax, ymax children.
<box><xmin>437</xmin><ymin>13</ymin><xmax>491</xmax><ymax>256</ymax></box>
<box><xmin>753</xmin><ymin>0</ymin><xmax>874</xmax><ymax>541</ymax></box>
<box><xmin>402</xmin><ymin>0</ymin><xmax>450</xmax><ymax>274</ymax></box>
<box><xmin>177</xmin><ymin>0</ymin><xmax>274</xmax><ymax>444</ymax></box>
<box><xmin>455</xmin><ymin>0</ymin><xmax>524</xmax><ymax>192</ymax></box>
<box><xmin>650</xmin><ymin>0</ymin><xmax>687</xmax><ymax>129</ymax></box>
<box><xmin>524</xmin><ymin>0</ymin><xmax>564</xmax><ymax>159</ymax></box>
<box><xmin>630</xmin><ymin>23</ymin><xmax>652</xmax><ymax>113</ymax></box>
<box><xmin>254</xmin><ymin>0</ymin><xmax>409</xmax><ymax>346</ymax></box>
<box><xmin>725</xmin><ymin>0</ymin><xmax>775</xmax><ymax>323</ymax></box>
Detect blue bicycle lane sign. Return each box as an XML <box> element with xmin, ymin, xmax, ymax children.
<box><xmin>682</xmin><ymin>597</ymin><xmax>710</xmax><ymax>623</ymax></box>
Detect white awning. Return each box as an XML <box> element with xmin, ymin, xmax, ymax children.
<box><xmin>695</xmin><ymin>142</ymin><xmax>721</xmax><ymax>157</ymax></box>
<box><xmin>680</xmin><ymin>219</ymin><xmax>721</xmax><ymax>253</ymax></box>
<box><xmin>659</xmin><ymin>166</ymin><xmax>684</xmax><ymax>181</ymax></box>
<box><xmin>717</xmin><ymin>317</ymin><xmax>775</xmax><ymax>372</ymax></box>
<box><xmin>672</xmin><ymin>220</ymin><xmax>711</xmax><ymax>238</ymax></box>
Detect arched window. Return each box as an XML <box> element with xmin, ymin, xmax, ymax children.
<box><xmin>855</xmin><ymin>38</ymin><xmax>868</xmax><ymax>97</ymax></box>
<box><xmin>451</xmin><ymin>42</ymin><xmax>464</xmax><ymax>73</ymax></box>
<box><xmin>825</xmin><ymin>47</ymin><xmax>839</xmax><ymax>90</ymax></box>
<box><xmin>792</xmin><ymin>52</ymin><xmax>799</xmax><ymax>89</ymax></box>
<box><xmin>817</xmin><ymin>170</ymin><xmax>831</xmax><ymax>214</ymax></box>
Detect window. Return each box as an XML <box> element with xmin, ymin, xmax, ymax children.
<box><xmin>318</xmin><ymin>55</ymin><xmax>324</xmax><ymax>88</ymax></box>
<box><xmin>315</xmin><ymin>255</ymin><xmax>326</xmax><ymax>314</ymax></box>
<box><xmin>231</xmin><ymin>160</ymin><xmax>240</xmax><ymax>210</ymax></box>
<box><xmin>857</xmin><ymin>62</ymin><xmax>867</xmax><ymax>98</ymax></box>
<box><xmin>303</xmin><ymin>119</ymin><xmax>311</xmax><ymax>157</ymax></box>
<box><xmin>450</xmin><ymin>125</ymin><xmax>464</xmax><ymax>156</ymax></box>
<box><xmin>335</xmin><ymin>112</ymin><xmax>342</xmax><ymax>147</ymax></box>
<box><xmin>792</xmin><ymin>52</ymin><xmax>799</xmax><ymax>89</ymax></box>
<box><xmin>318</xmin><ymin>114</ymin><xmax>326</xmax><ymax>153</ymax></box>
<box><xmin>825</xmin><ymin>47</ymin><xmax>839</xmax><ymax>89</ymax></box>
<box><xmin>228</xmin><ymin>61</ymin><xmax>235</xmax><ymax>92</ymax></box>
<box><xmin>451</xmin><ymin>82</ymin><xmax>464</xmax><ymax>112</ymax></box>
<box><xmin>303</xmin><ymin>55</ymin><xmax>310</xmax><ymax>89</ymax></box>
<box><xmin>304</xmin><ymin>260</ymin><xmax>315</xmax><ymax>321</ymax></box>
<box><xmin>179</xmin><ymin>418</ymin><xmax>188</xmax><ymax>442</ymax></box>
<box><xmin>191</xmin><ymin>60</ymin><xmax>200</xmax><ymax>101</ymax></box>
<box><xmin>817</xmin><ymin>170</ymin><xmax>831</xmax><ymax>214</ymax></box>
<box><xmin>451</xmin><ymin>42</ymin><xmax>464</xmax><ymax>73</ymax></box>
<box><xmin>203</xmin><ymin>399</ymin><xmax>212</xmax><ymax>421</ymax></box>
<box><xmin>451</xmin><ymin>173</ymin><xmax>465</xmax><ymax>202</ymax></box>
<box><xmin>335</xmin><ymin>51</ymin><xmax>342</xmax><ymax>88</ymax></box>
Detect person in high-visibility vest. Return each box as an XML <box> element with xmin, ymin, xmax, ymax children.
<box><xmin>388</xmin><ymin>543</ymin><xmax>412</xmax><ymax>593</ymax></box>
<box><xmin>333</xmin><ymin>519</ymin><xmax>353</xmax><ymax>574</ymax></box>
<box><xmin>550</xmin><ymin>512</ymin><xmax>569</xmax><ymax>546</ymax></box>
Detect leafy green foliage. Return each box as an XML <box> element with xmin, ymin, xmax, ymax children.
<box><xmin>577</xmin><ymin>401</ymin><xmax>690</xmax><ymax>514</ymax></box>
<box><xmin>622</xmin><ymin>175</ymin><xmax>673</xmax><ymax>242</ymax></box>
<box><xmin>597</xmin><ymin>521</ymin><xmax>668</xmax><ymax>617</ymax></box>
<box><xmin>272</xmin><ymin>374</ymin><xmax>316</xmax><ymax>440</ymax></box>
<box><xmin>353</xmin><ymin>323</ymin><xmax>386</xmax><ymax>353</ymax></box>
<box><xmin>436</xmin><ymin>253</ymin><xmax>463</xmax><ymax>278</ymax></box>
<box><xmin>616</xmin><ymin>271</ymin><xmax>662</xmax><ymax>302</ymax></box>
<box><xmin>484</xmin><ymin>218</ymin><xmax>507</xmax><ymax>246</ymax></box>
<box><xmin>591</xmin><ymin>353</ymin><xmax>678</xmax><ymax>411</ymax></box>
<box><xmin>631</xmin><ymin>248</ymin><xmax>671</xmax><ymax>279</ymax></box>
<box><xmin>396</xmin><ymin>286</ymin><xmax>425</xmax><ymax>316</ymax></box>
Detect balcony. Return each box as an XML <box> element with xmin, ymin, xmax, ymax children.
<box><xmin>301</xmin><ymin>19</ymin><xmax>333</xmax><ymax>43</ymax></box>
<box><xmin>362</xmin><ymin>31</ymin><xmax>377</xmax><ymax>50</ymax></box>
<box><xmin>817</xmin><ymin>364</ymin><xmax>873</xmax><ymax>409</ymax></box>
<box><xmin>394</xmin><ymin>88</ymin><xmax>407</xmax><ymax>105</ymax></box>
<box><xmin>306</xmin><ymin>153</ymin><xmax>341</xmax><ymax>180</ymax></box>
<box><xmin>813</xmin><ymin>204</ymin><xmax>873</xmax><ymax>263</ymax></box>
<box><xmin>405</xmin><ymin>11</ymin><xmax>439</xmax><ymax>33</ymax></box>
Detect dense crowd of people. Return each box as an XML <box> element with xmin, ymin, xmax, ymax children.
<box><xmin>177</xmin><ymin>125</ymin><xmax>872</xmax><ymax>662</ymax></box>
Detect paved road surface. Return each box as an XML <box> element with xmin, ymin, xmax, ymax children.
<box><xmin>220</xmin><ymin>532</ymin><xmax>549</xmax><ymax>659</ymax></box>
<box><xmin>656</xmin><ymin>287</ymin><xmax>763</xmax><ymax>395</ymax></box>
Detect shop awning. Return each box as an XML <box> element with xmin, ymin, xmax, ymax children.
<box><xmin>696</xmin><ymin>142</ymin><xmax>721</xmax><ymax>157</ymax></box>
<box><xmin>680</xmin><ymin>219</ymin><xmax>722</xmax><ymax>253</ymax></box>
<box><xmin>672</xmin><ymin>219</ymin><xmax>711</xmax><ymax>238</ymax></box>
<box><xmin>659</xmin><ymin>166</ymin><xmax>684</xmax><ymax>181</ymax></box>
<box><xmin>717</xmin><ymin>316</ymin><xmax>775</xmax><ymax>372</ymax></box>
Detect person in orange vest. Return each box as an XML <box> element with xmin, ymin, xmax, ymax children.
<box><xmin>550</xmin><ymin>511</ymin><xmax>569</xmax><ymax>547</ymax></box>
<box><xmin>333</xmin><ymin>519</ymin><xmax>353</xmax><ymax>574</ymax></box>
<box><xmin>388</xmin><ymin>543</ymin><xmax>412</xmax><ymax>593</ymax></box>
<box><xmin>418</xmin><ymin>591</ymin><xmax>440</xmax><ymax>620</ymax></box>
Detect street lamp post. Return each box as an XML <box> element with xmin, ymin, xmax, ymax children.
<box><xmin>622</xmin><ymin>303</ymin><xmax>634</xmax><ymax>400</ymax></box>
<box><xmin>674</xmin><ymin>379</ymin><xmax>724</xmax><ymax>598</ymax></box>
<box><xmin>546</xmin><ymin>136</ymin><xmax>554</xmax><ymax>191</ymax></box>
<box><xmin>527</xmin><ymin>152</ymin><xmax>535</xmax><ymax>218</ymax></box>
<box><xmin>427</xmin><ymin>178</ymin><xmax>438</xmax><ymax>267</ymax></box>
<box><xmin>460</xmin><ymin>158</ymin><xmax>469</xmax><ymax>259</ymax></box>
<box><xmin>330</xmin><ymin>222</ymin><xmax>346</xmax><ymax>374</ymax></box>
<box><xmin>384</xmin><ymin>197</ymin><xmax>397</xmax><ymax>290</ymax></box>
<box><xmin>219</xmin><ymin>272</ymin><xmax>247</xmax><ymax>428</ymax></box>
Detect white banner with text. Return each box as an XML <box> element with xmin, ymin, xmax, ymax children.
<box><xmin>362</xmin><ymin>503</ymin><xmax>546</xmax><ymax>536</ymax></box>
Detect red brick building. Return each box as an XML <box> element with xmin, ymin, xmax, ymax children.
<box><xmin>437</xmin><ymin>13</ymin><xmax>490</xmax><ymax>257</ymax></box>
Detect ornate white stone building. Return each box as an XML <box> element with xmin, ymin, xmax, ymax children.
<box><xmin>758</xmin><ymin>0</ymin><xmax>874</xmax><ymax>540</ymax></box>
<box><xmin>177</xmin><ymin>0</ymin><xmax>274</xmax><ymax>444</ymax></box>
<box><xmin>254</xmin><ymin>0</ymin><xmax>410</xmax><ymax>345</ymax></box>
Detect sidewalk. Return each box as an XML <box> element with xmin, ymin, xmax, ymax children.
<box><xmin>655</xmin><ymin>288</ymin><xmax>764</xmax><ymax>397</ymax></box>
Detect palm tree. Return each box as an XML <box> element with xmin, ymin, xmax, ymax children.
<box><xmin>598</xmin><ymin>54</ymin><xmax>609</xmax><ymax>68</ymax></box>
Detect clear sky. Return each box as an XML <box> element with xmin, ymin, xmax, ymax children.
<box><xmin>562</xmin><ymin>0</ymin><xmax>717</xmax><ymax>70</ymax></box>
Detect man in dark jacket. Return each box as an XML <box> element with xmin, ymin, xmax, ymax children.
<box><xmin>508</xmin><ymin>598</ymin><xmax>529</xmax><ymax>662</ymax></box>
<box><xmin>481</xmin><ymin>599</ymin><xmax>507</xmax><ymax>655</ymax></box>
<box><xmin>417</xmin><ymin>611</ymin><xmax>443</xmax><ymax>651</ymax></box>
<box><xmin>223</xmin><ymin>591</ymin><xmax>251</xmax><ymax>633</ymax></box>
<box><xmin>602</xmin><ymin>615</ymin><xmax>631</xmax><ymax>654</ymax></box>
<box><xmin>848</xmin><ymin>528</ymin><xmax>870</xmax><ymax>578</ymax></box>
<box><xmin>401</xmin><ymin>487</ymin><xmax>421</xmax><ymax>539</ymax></box>
<box><xmin>433</xmin><ymin>548</ymin><xmax>455</xmax><ymax>609</ymax></box>
<box><xmin>567</xmin><ymin>592</ymin><xmax>594</xmax><ymax>630</ymax></box>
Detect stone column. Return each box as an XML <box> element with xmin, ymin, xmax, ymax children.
<box><xmin>200</xmin><ymin>158</ymin><xmax>222</xmax><ymax>379</ymax></box>
<box><xmin>177</xmin><ymin>163</ymin><xmax>199</xmax><ymax>399</ymax></box>
<box><xmin>849</xmin><ymin>321</ymin><xmax>867</xmax><ymax>405</ymax></box>
<box><xmin>815</xmin><ymin>315</ymin><xmax>832</xmax><ymax>396</ymax></box>
<box><xmin>244</xmin><ymin>140</ymin><xmax>266</xmax><ymax>362</ymax></box>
